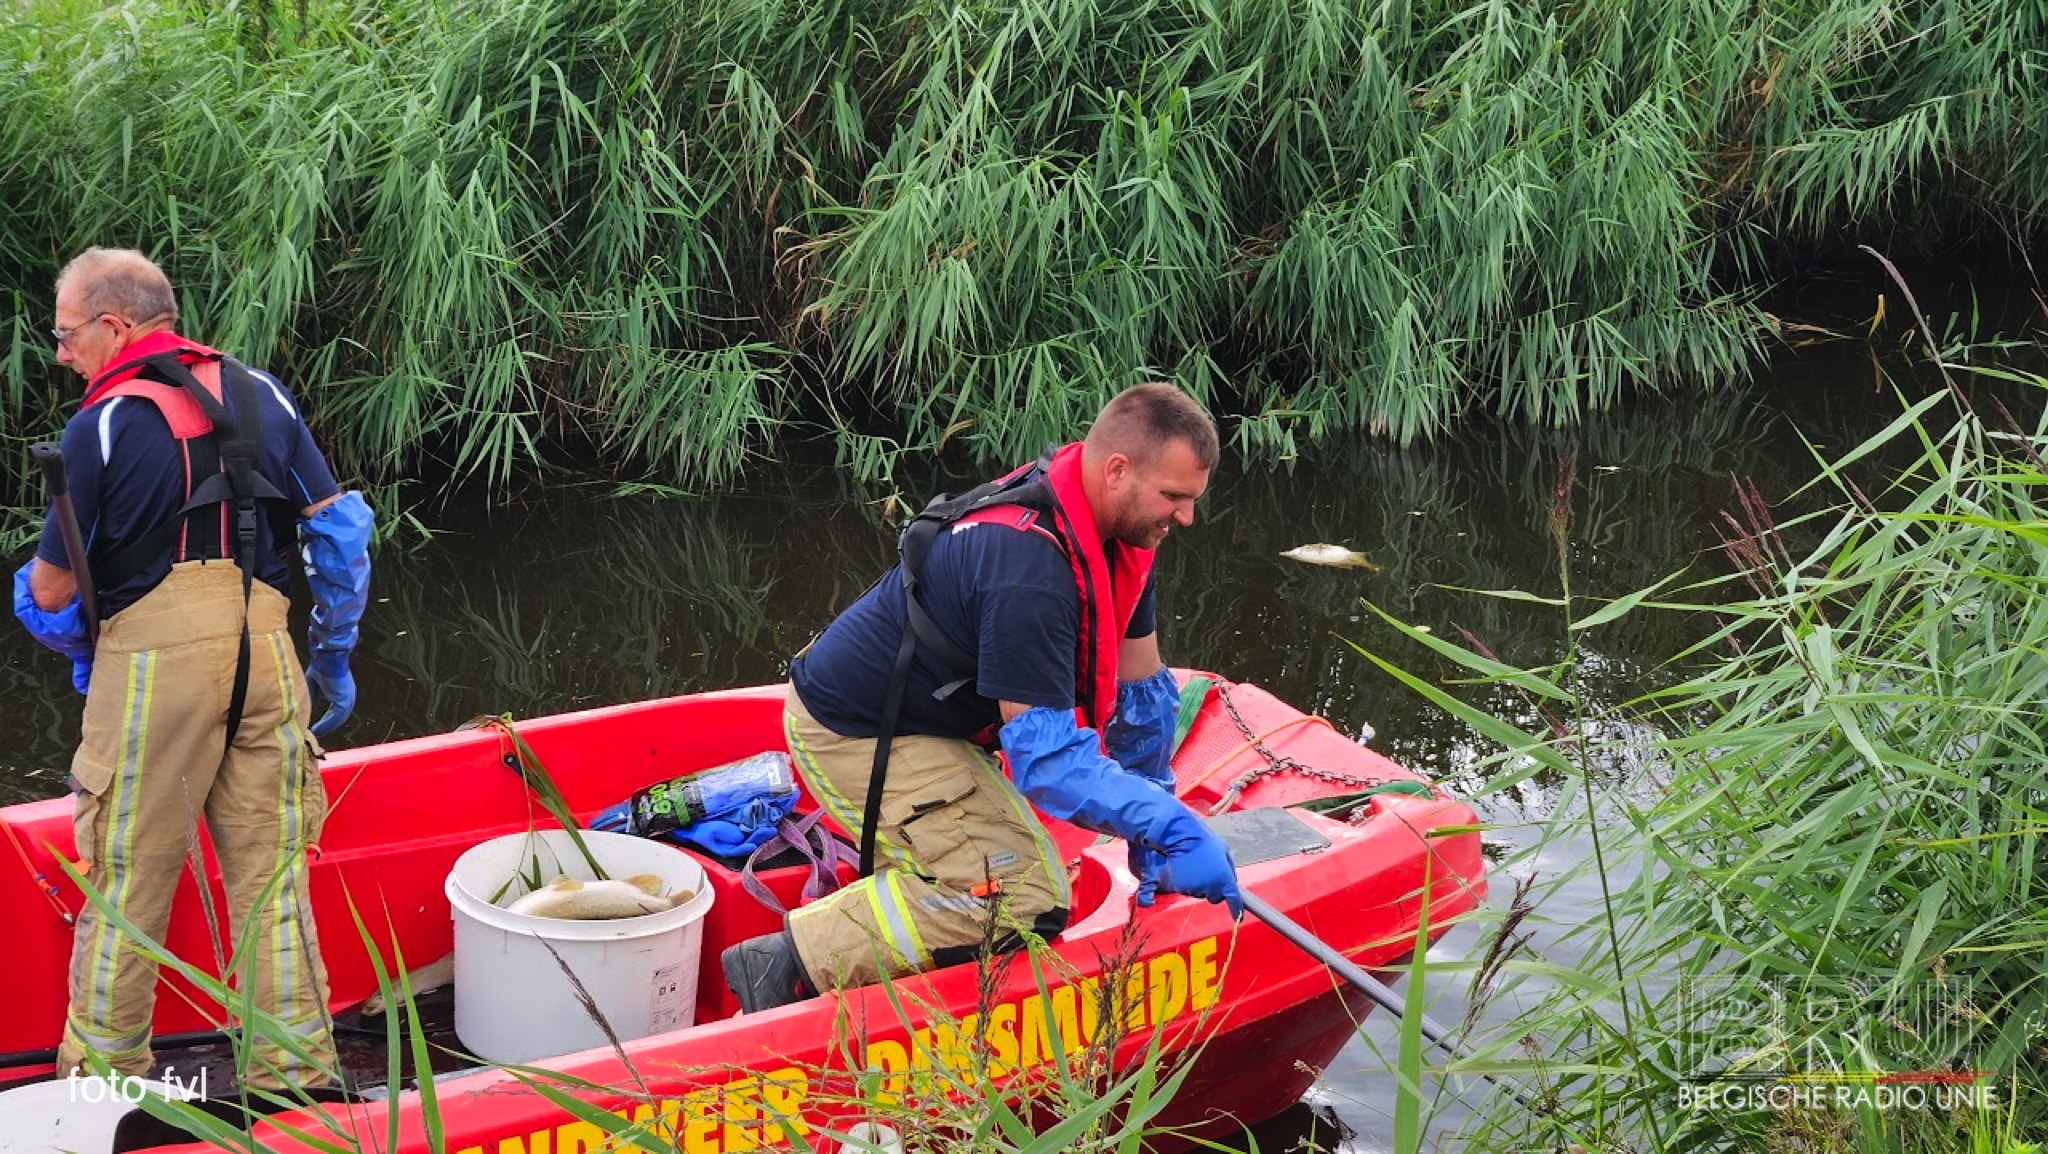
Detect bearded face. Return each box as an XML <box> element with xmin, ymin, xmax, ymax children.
<box><xmin>1103</xmin><ymin>438</ymin><xmax>1210</xmax><ymax>550</ymax></box>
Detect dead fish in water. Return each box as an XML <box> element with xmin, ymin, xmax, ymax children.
<box><xmin>1279</xmin><ymin>543</ymin><xmax>1380</xmax><ymax>570</ymax></box>
<box><xmin>507</xmin><ymin>873</ymin><xmax>692</xmax><ymax>920</ymax></box>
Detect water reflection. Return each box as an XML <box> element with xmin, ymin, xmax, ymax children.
<box><xmin>0</xmin><ymin>373</ymin><xmax>1913</xmax><ymax>806</ymax></box>
<box><xmin>1157</xmin><ymin>381</ymin><xmax>1786</xmax><ymax>783</ymax></box>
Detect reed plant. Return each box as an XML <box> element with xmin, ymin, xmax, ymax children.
<box><xmin>2</xmin><ymin>0</ymin><xmax>2043</xmax><ymax>503</ymax></box>
<box><xmin>516</xmin><ymin>927</ymin><xmax>1217</xmax><ymax>1154</ymax></box>
<box><xmin>1347</xmin><ymin>368</ymin><xmax>2048</xmax><ymax>1150</ymax></box>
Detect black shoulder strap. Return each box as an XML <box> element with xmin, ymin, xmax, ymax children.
<box><xmin>117</xmin><ymin>355</ymin><xmax>294</xmax><ymax>751</ymax></box>
<box><xmin>897</xmin><ymin>449</ymin><xmax>1062</xmax><ymax>693</ymax></box>
<box><xmin>856</xmin><ymin>448</ymin><xmax>1064</xmax><ymax>877</ymax></box>
<box><xmin>898</xmin><ymin>451</ymin><xmax>1061</xmax><ymax>576</ymax></box>
<box><xmin>92</xmin><ymin>359</ymin><xmax>293</xmax><ymax>593</ymax></box>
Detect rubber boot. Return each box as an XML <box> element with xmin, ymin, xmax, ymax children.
<box><xmin>721</xmin><ymin>930</ymin><xmax>816</xmax><ymax>1014</ymax></box>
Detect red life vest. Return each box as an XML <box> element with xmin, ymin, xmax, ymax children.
<box><xmin>82</xmin><ymin>331</ymin><xmax>234</xmax><ymax>565</ymax></box>
<box><xmin>85</xmin><ymin>330</ymin><xmax>226</xmax><ymax>436</ymax></box>
<box><xmin>944</xmin><ymin>442</ymin><xmax>1155</xmax><ymax>735</ymax></box>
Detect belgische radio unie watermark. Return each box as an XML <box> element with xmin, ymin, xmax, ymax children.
<box><xmin>1673</xmin><ymin>975</ymin><xmax>1998</xmax><ymax>1114</ymax></box>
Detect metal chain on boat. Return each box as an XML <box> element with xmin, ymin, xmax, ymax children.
<box><xmin>1207</xmin><ymin>682</ymin><xmax>1402</xmax><ymax>815</ymax></box>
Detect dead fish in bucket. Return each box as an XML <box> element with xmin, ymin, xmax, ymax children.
<box><xmin>507</xmin><ymin>873</ymin><xmax>693</xmax><ymax>920</ymax></box>
<box><xmin>1279</xmin><ymin>543</ymin><xmax>1380</xmax><ymax>570</ymax></box>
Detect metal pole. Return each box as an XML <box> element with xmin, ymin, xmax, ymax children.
<box><xmin>1241</xmin><ymin>890</ymin><xmax>1536</xmax><ymax>1106</ymax></box>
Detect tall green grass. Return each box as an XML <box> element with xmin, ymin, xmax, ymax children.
<box><xmin>3</xmin><ymin>0</ymin><xmax>2044</xmax><ymax>505</ymax></box>
<box><xmin>1354</xmin><ymin>368</ymin><xmax>2048</xmax><ymax>1149</ymax></box>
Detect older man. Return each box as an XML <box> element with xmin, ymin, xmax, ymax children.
<box><xmin>13</xmin><ymin>247</ymin><xmax>371</xmax><ymax>1088</ymax></box>
<box><xmin>725</xmin><ymin>383</ymin><xmax>1241</xmax><ymax>1012</ymax></box>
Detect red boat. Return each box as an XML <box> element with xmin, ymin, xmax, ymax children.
<box><xmin>0</xmin><ymin>675</ymin><xmax>1486</xmax><ymax>1153</ymax></box>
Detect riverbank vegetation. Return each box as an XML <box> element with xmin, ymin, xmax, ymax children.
<box><xmin>2</xmin><ymin>0</ymin><xmax>2044</xmax><ymax>506</ymax></box>
<box><xmin>1372</xmin><ymin>368</ymin><xmax>2048</xmax><ymax>1149</ymax></box>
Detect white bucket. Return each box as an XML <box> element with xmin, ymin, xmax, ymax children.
<box><xmin>446</xmin><ymin>829</ymin><xmax>715</xmax><ymax>1065</ymax></box>
<box><xmin>0</xmin><ymin>1077</ymin><xmax>178</xmax><ymax>1154</ymax></box>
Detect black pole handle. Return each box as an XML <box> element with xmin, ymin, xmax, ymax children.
<box><xmin>30</xmin><ymin>443</ymin><xmax>67</xmax><ymax>497</ymax></box>
<box><xmin>29</xmin><ymin>441</ymin><xmax>101</xmax><ymax>642</ymax></box>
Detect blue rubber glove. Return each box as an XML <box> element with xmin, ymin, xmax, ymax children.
<box><xmin>306</xmin><ymin>650</ymin><xmax>355</xmax><ymax>739</ymax></box>
<box><xmin>302</xmin><ymin>492</ymin><xmax>373</xmax><ymax>737</ymax></box>
<box><xmin>13</xmin><ymin>561</ymin><xmax>93</xmax><ymax>696</ymax></box>
<box><xmin>1130</xmin><ymin>843</ymin><xmax>1167</xmax><ymax>905</ymax></box>
<box><xmin>1130</xmin><ymin>812</ymin><xmax>1241</xmax><ymax>917</ymax></box>
<box><xmin>1003</xmin><ymin>706</ymin><xmax>1243</xmax><ymax>919</ymax></box>
<box><xmin>1106</xmin><ymin>666</ymin><xmax>1179</xmax><ymax>790</ymax></box>
<box><xmin>1104</xmin><ymin>668</ymin><xmax>1182</xmax><ymax>904</ymax></box>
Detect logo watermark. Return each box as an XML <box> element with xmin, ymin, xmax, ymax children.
<box><xmin>67</xmin><ymin>1065</ymin><xmax>210</xmax><ymax>1104</ymax></box>
<box><xmin>1678</xmin><ymin>1076</ymin><xmax>1997</xmax><ymax>1113</ymax></box>
<box><xmin>1675</xmin><ymin>975</ymin><xmax>1997</xmax><ymax>1115</ymax></box>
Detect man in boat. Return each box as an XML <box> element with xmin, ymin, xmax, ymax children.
<box><xmin>12</xmin><ymin>248</ymin><xmax>372</xmax><ymax>1088</ymax></box>
<box><xmin>724</xmin><ymin>382</ymin><xmax>1242</xmax><ymax>1011</ymax></box>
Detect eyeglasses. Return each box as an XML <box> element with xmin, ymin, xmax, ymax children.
<box><xmin>51</xmin><ymin>313</ymin><xmax>119</xmax><ymax>349</ymax></box>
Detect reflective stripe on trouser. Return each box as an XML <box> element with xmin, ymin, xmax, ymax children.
<box><xmin>57</xmin><ymin>560</ymin><xmax>337</xmax><ymax>1089</ymax></box>
<box><xmin>782</xmin><ymin>687</ymin><xmax>1070</xmax><ymax>990</ymax></box>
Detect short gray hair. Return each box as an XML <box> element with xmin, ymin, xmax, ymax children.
<box><xmin>57</xmin><ymin>247</ymin><xmax>179</xmax><ymax>326</ymax></box>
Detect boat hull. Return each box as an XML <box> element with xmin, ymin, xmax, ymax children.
<box><xmin>0</xmin><ymin>677</ymin><xmax>1485</xmax><ymax>1152</ymax></box>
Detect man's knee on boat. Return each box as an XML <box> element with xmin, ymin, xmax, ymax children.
<box><xmin>784</xmin><ymin>871</ymin><xmax>1070</xmax><ymax>994</ymax></box>
<box><xmin>925</xmin><ymin>897</ymin><xmax>1071</xmax><ymax>970</ymax></box>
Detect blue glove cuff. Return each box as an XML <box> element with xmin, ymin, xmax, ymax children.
<box><xmin>1006</xmin><ymin>706</ymin><xmax>1239</xmax><ymax>917</ymax></box>
<box><xmin>1107</xmin><ymin>666</ymin><xmax>1179</xmax><ymax>789</ymax></box>
<box><xmin>13</xmin><ymin>561</ymin><xmax>92</xmax><ymax>661</ymax></box>
<box><xmin>1118</xmin><ymin>666</ymin><xmax>1179</xmax><ymax>714</ymax></box>
<box><xmin>1003</xmin><ymin>705</ymin><xmax>1177</xmax><ymax>845</ymax></box>
<box><xmin>303</xmin><ymin>491</ymin><xmax>373</xmax><ymax>657</ymax></box>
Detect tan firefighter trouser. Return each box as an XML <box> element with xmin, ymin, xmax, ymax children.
<box><xmin>57</xmin><ymin>561</ymin><xmax>337</xmax><ymax>1090</ymax></box>
<box><xmin>782</xmin><ymin>688</ymin><xmax>1072</xmax><ymax>990</ymax></box>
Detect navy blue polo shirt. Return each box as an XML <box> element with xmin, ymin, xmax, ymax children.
<box><xmin>792</xmin><ymin>518</ymin><xmax>1157</xmax><ymax>740</ymax></box>
<box><xmin>37</xmin><ymin>362</ymin><xmax>340</xmax><ymax>619</ymax></box>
